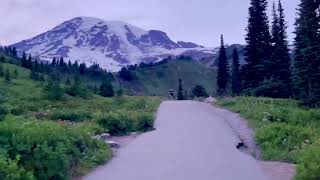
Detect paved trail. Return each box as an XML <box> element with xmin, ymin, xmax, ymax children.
<box><xmin>85</xmin><ymin>101</ymin><xmax>267</xmax><ymax>180</ymax></box>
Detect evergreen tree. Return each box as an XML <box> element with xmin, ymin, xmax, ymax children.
<box><xmin>45</xmin><ymin>74</ymin><xmax>64</xmax><ymax>100</ymax></box>
<box><xmin>99</xmin><ymin>79</ymin><xmax>114</xmax><ymax>97</ymax></box>
<box><xmin>0</xmin><ymin>93</ymin><xmax>7</xmax><ymax>121</ymax></box>
<box><xmin>243</xmin><ymin>0</ymin><xmax>272</xmax><ymax>93</ymax></box>
<box><xmin>79</xmin><ymin>63</ymin><xmax>86</xmax><ymax>75</ymax></box>
<box><xmin>27</xmin><ymin>54</ymin><xmax>32</xmax><ymax>69</ymax></box>
<box><xmin>293</xmin><ymin>0</ymin><xmax>320</xmax><ymax>107</ymax></box>
<box><xmin>5</xmin><ymin>68</ymin><xmax>10</xmax><ymax>82</ymax></box>
<box><xmin>51</xmin><ymin>58</ymin><xmax>57</xmax><ymax>67</ymax></box>
<box><xmin>118</xmin><ymin>67</ymin><xmax>134</xmax><ymax>81</ymax></box>
<box><xmin>66</xmin><ymin>76</ymin><xmax>89</xmax><ymax>98</ymax></box>
<box><xmin>177</xmin><ymin>78</ymin><xmax>184</xmax><ymax>100</ymax></box>
<box><xmin>192</xmin><ymin>85</ymin><xmax>209</xmax><ymax>98</ymax></box>
<box><xmin>13</xmin><ymin>69</ymin><xmax>18</xmax><ymax>79</ymax></box>
<box><xmin>216</xmin><ymin>35</ymin><xmax>229</xmax><ymax>96</ymax></box>
<box><xmin>0</xmin><ymin>56</ymin><xmax>5</xmax><ymax>63</ymax></box>
<box><xmin>21</xmin><ymin>52</ymin><xmax>28</xmax><ymax>68</ymax></box>
<box><xmin>0</xmin><ymin>64</ymin><xmax>4</xmax><ymax>77</ymax></box>
<box><xmin>268</xmin><ymin>0</ymin><xmax>292</xmax><ymax>98</ymax></box>
<box><xmin>231</xmin><ymin>48</ymin><xmax>241</xmax><ymax>96</ymax></box>
<box><xmin>116</xmin><ymin>89</ymin><xmax>123</xmax><ymax>96</ymax></box>
<box><xmin>30</xmin><ymin>69</ymin><xmax>39</xmax><ymax>81</ymax></box>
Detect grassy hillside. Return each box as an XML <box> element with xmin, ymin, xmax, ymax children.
<box><xmin>217</xmin><ymin>97</ymin><xmax>320</xmax><ymax>179</ymax></box>
<box><xmin>0</xmin><ymin>53</ymin><xmax>162</xmax><ymax>179</ymax></box>
<box><xmin>120</xmin><ymin>59</ymin><xmax>216</xmax><ymax>96</ymax></box>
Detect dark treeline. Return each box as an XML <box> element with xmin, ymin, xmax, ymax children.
<box><xmin>216</xmin><ymin>0</ymin><xmax>320</xmax><ymax>107</ymax></box>
<box><xmin>0</xmin><ymin>48</ymin><xmax>116</xmax><ymax>99</ymax></box>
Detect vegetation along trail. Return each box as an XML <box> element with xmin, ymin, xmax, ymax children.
<box><xmin>85</xmin><ymin>101</ymin><xmax>267</xmax><ymax>180</ymax></box>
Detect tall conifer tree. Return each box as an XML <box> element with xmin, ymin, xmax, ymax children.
<box><xmin>216</xmin><ymin>35</ymin><xmax>229</xmax><ymax>96</ymax></box>
<box><xmin>231</xmin><ymin>48</ymin><xmax>241</xmax><ymax>96</ymax></box>
<box><xmin>294</xmin><ymin>0</ymin><xmax>320</xmax><ymax>106</ymax></box>
<box><xmin>243</xmin><ymin>0</ymin><xmax>272</xmax><ymax>93</ymax></box>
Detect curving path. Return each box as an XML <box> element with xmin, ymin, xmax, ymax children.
<box><xmin>84</xmin><ymin>101</ymin><xmax>267</xmax><ymax>180</ymax></box>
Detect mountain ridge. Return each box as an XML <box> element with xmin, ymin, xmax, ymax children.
<box><xmin>13</xmin><ymin>17</ymin><xmax>217</xmax><ymax>71</ymax></box>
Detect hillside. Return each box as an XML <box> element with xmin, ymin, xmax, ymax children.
<box><xmin>118</xmin><ymin>59</ymin><xmax>217</xmax><ymax>96</ymax></box>
<box><xmin>0</xmin><ymin>52</ymin><xmax>162</xmax><ymax>179</ymax></box>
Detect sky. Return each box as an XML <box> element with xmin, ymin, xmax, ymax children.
<box><xmin>0</xmin><ymin>0</ymin><xmax>300</xmax><ymax>47</ymax></box>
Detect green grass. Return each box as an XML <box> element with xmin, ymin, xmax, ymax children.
<box><xmin>119</xmin><ymin>59</ymin><xmax>216</xmax><ymax>96</ymax></box>
<box><xmin>217</xmin><ymin>97</ymin><xmax>320</xmax><ymax>179</ymax></box>
<box><xmin>0</xmin><ymin>56</ymin><xmax>162</xmax><ymax>180</ymax></box>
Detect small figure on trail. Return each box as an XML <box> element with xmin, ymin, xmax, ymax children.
<box><xmin>169</xmin><ymin>89</ymin><xmax>174</xmax><ymax>99</ymax></box>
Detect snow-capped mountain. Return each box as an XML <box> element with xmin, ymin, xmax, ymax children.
<box><xmin>13</xmin><ymin>17</ymin><xmax>215</xmax><ymax>71</ymax></box>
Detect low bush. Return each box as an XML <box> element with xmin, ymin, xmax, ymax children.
<box><xmin>50</xmin><ymin>110</ymin><xmax>92</xmax><ymax>122</ymax></box>
<box><xmin>256</xmin><ymin>123</ymin><xmax>314</xmax><ymax>162</ymax></box>
<box><xmin>0</xmin><ymin>155</ymin><xmax>35</xmax><ymax>180</ymax></box>
<box><xmin>97</xmin><ymin>110</ymin><xmax>155</xmax><ymax>135</ymax></box>
<box><xmin>0</xmin><ymin>118</ymin><xmax>111</xmax><ymax>180</ymax></box>
<box><xmin>296</xmin><ymin>139</ymin><xmax>320</xmax><ymax>180</ymax></box>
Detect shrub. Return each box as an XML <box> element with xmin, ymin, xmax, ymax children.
<box><xmin>0</xmin><ymin>155</ymin><xmax>35</xmax><ymax>180</ymax></box>
<box><xmin>0</xmin><ymin>118</ymin><xmax>111</xmax><ymax>180</ymax></box>
<box><xmin>97</xmin><ymin>110</ymin><xmax>155</xmax><ymax>135</ymax></box>
<box><xmin>97</xmin><ymin>111</ymin><xmax>134</xmax><ymax>135</ymax></box>
<box><xmin>256</xmin><ymin>123</ymin><xmax>315</xmax><ymax>162</ymax></box>
<box><xmin>296</xmin><ymin>139</ymin><xmax>320</xmax><ymax>180</ymax></box>
<box><xmin>135</xmin><ymin>112</ymin><xmax>154</xmax><ymax>131</ymax></box>
<box><xmin>51</xmin><ymin>110</ymin><xmax>92</xmax><ymax>122</ymax></box>
<box><xmin>192</xmin><ymin>85</ymin><xmax>209</xmax><ymax>98</ymax></box>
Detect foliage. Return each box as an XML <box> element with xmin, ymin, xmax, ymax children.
<box><xmin>0</xmin><ymin>155</ymin><xmax>35</xmax><ymax>180</ymax></box>
<box><xmin>118</xmin><ymin>67</ymin><xmax>134</xmax><ymax>81</ymax></box>
<box><xmin>50</xmin><ymin>110</ymin><xmax>92</xmax><ymax>122</ymax></box>
<box><xmin>256</xmin><ymin>123</ymin><xmax>314</xmax><ymax>162</ymax></box>
<box><xmin>0</xmin><ymin>59</ymin><xmax>162</xmax><ymax>179</ymax></box>
<box><xmin>66</xmin><ymin>77</ymin><xmax>90</xmax><ymax>98</ymax></box>
<box><xmin>97</xmin><ymin>110</ymin><xmax>154</xmax><ymax>135</ymax></box>
<box><xmin>217</xmin><ymin>97</ymin><xmax>320</xmax><ymax>179</ymax></box>
<box><xmin>191</xmin><ymin>85</ymin><xmax>208</xmax><ymax>98</ymax></box>
<box><xmin>296</xmin><ymin>139</ymin><xmax>320</xmax><ymax>180</ymax></box>
<box><xmin>99</xmin><ymin>80</ymin><xmax>114</xmax><ymax>97</ymax></box>
<box><xmin>0</xmin><ymin>118</ymin><xmax>112</xmax><ymax>180</ymax></box>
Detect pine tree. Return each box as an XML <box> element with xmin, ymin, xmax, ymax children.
<box><xmin>231</xmin><ymin>48</ymin><xmax>241</xmax><ymax>96</ymax></box>
<box><xmin>21</xmin><ymin>52</ymin><xmax>28</xmax><ymax>68</ymax></box>
<box><xmin>243</xmin><ymin>0</ymin><xmax>272</xmax><ymax>93</ymax></box>
<box><xmin>99</xmin><ymin>79</ymin><xmax>114</xmax><ymax>97</ymax></box>
<box><xmin>177</xmin><ymin>78</ymin><xmax>184</xmax><ymax>100</ymax></box>
<box><xmin>269</xmin><ymin>0</ymin><xmax>292</xmax><ymax>98</ymax></box>
<box><xmin>293</xmin><ymin>0</ymin><xmax>320</xmax><ymax>107</ymax></box>
<box><xmin>5</xmin><ymin>68</ymin><xmax>10</xmax><ymax>82</ymax></box>
<box><xmin>216</xmin><ymin>35</ymin><xmax>229</xmax><ymax>96</ymax></box>
<box><xmin>0</xmin><ymin>64</ymin><xmax>4</xmax><ymax>77</ymax></box>
<box><xmin>0</xmin><ymin>56</ymin><xmax>5</xmax><ymax>63</ymax></box>
<box><xmin>13</xmin><ymin>69</ymin><xmax>18</xmax><ymax>79</ymax></box>
<box><xmin>51</xmin><ymin>58</ymin><xmax>57</xmax><ymax>67</ymax></box>
<box><xmin>27</xmin><ymin>54</ymin><xmax>32</xmax><ymax>69</ymax></box>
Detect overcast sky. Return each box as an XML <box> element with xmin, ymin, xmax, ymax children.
<box><xmin>0</xmin><ymin>0</ymin><xmax>300</xmax><ymax>47</ymax></box>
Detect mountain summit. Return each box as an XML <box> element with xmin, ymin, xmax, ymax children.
<box><xmin>13</xmin><ymin>17</ymin><xmax>214</xmax><ymax>71</ymax></box>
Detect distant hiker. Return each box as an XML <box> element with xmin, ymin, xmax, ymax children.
<box><xmin>169</xmin><ymin>89</ymin><xmax>174</xmax><ymax>99</ymax></box>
